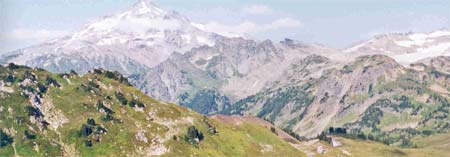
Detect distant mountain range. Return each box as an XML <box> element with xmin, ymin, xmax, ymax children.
<box><xmin>0</xmin><ymin>0</ymin><xmax>449</xmax><ymax>153</ymax></box>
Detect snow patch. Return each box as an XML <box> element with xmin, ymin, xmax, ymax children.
<box><xmin>396</xmin><ymin>30</ymin><xmax>450</xmax><ymax>47</ymax></box>
<box><xmin>97</xmin><ymin>36</ymin><xmax>128</xmax><ymax>46</ymax></box>
<box><xmin>393</xmin><ymin>43</ymin><xmax>450</xmax><ymax>64</ymax></box>
<box><xmin>136</xmin><ymin>0</ymin><xmax>165</xmax><ymax>15</ymax></box>
<box><xmin>428</xmin><ymin>30</ymin><xmax>450</xmax><ymax>38</ymax></box>
<box><xmin>196</xmin><ymin>36</ymin><xmax>215</xmax><ymax>46</ymax></box>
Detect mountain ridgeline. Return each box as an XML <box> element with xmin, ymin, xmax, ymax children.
<box><xmin>0</xmin><ymin>64</ymin><xmax>303</xmax><ymax>156</ymax></box>
<box><xmin>130</xmin><ymin>38</ymin><xmax>340</xmax><ymax>115</ymax></box>
<box><xmin>224</xmin><ymin>55</ymin><xmax>450</xmax><ymax>144</ymax></box>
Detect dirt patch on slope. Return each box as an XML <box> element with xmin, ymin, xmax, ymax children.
<box><xmin>429</xmin><ymin>84</ymin><xmax>450</xmax><ymax>95</ymax></box>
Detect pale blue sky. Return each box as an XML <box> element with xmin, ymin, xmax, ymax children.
<box><xmin>0</xmin><ymin>0</ymin><xmax>449</xmax><ymax>53</ymax></box>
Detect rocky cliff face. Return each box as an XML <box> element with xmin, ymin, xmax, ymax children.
<box><xmin>131</xmin><ymin>38</ymin><xmax>340</xmax><ymax>114</ymax></box>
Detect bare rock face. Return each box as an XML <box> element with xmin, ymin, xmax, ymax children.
<box><xmin>132</xmin><ymin>38</ymin><xmax>340</xmax><ymax>115</ymax></box>
<box><xmin>40</xmin><ymin>97</ymin><xmax>69</xmax><ymax>131</ymax></box>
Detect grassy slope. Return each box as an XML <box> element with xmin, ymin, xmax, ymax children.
<box><xmin>166</xmin><ymin>122</ymin><xmax>303</xmax><ymax>157</ymax></box>
<box><xmin>318</xmin><ymin>136</ymin><xmax>449</xmax><ymax>157</ymax></box>
<box><xmin>208</xmin><ymin>115</ymin><xmax>450</xmax><ymax>157</ymax></box>
<box><xmin>0</xmin><ymin>65</ymin><xmax>302</xmax><ymax>156</ymax></box>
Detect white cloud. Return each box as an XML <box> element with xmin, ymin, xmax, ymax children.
<box><xmin>193</xmin><ymin>17</ymin><xmax>302</xmax><ymax>38</ymax></box>
<box><xmin>0</xmin><ymin>28</ymin><xmax>69</xmax><ymax>53</ymax></box>
<box><xmin>5</xmin><ymin>28</ymin><xmax>68</xmax><ymax>42</ymax></box>
<box><xmin>242</xmin><ymin>5</ymin><xmax>273</xmax><ymax>15</ymax></box>
<box><xmin>270</xmin><ymin>18</ymin><xmax>302</xmax><ymax>29</ymax></box>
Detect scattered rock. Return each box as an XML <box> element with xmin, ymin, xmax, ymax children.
<box><xmin>135</xmin><ymin>130</ymin><xmax>148</xmax><ymax>143</ymax></box>
<box><xmin>331</xmin><ymin>138</ymin><xmax>342</xmax><ymax>147</ymax></box>
<box><xmin>340</xmin><ymin>149</ymin><xmax>352</xmax><ymax>156</ymax></box>
<box><xmin>260</xmin><ymin>144</ymin><xmax>274</xmax><ymax>153</ymax></box>
<box><xmin>0</xmin><ymin>80</ymin><xmax>14</xmax><ymax>93</ymax></box>
<box><xmin>7</xmin><ymin>107</ymin><xmax>14</xmax><ymax>115</ymax></box>
<box><xmin>317</xmin><ymin>145</ymin><xmax>327</xmax><ymax>154</ymax></box>
<box><xmin>40</xmin><ymin>97</ymin><xmax>69</xmax><ymax>131</ymax></box>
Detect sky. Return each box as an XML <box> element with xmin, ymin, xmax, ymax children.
<box><xmin>0</xmin><ymin>0</ymin><xmax>449</xmax><ymax>53</ymax></box>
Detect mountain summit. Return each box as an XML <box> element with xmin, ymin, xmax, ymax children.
<box><xmin>0</xmin><ymin>0</ymin><xmax>219</xmax><ymax>75</ymax></box>
<box><xmin>132</xmin><ymin>0</ymin><xmax>165</xmax><ymax>15</ymax></box>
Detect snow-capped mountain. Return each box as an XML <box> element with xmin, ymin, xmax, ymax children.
<box><xmin>0</xmin><ymin>0</ymin><xmax>219</xmax><ymax>75</ymax></box>
<box><xmin>344</xmin><ymin>29</ymin><xmax>450</xmax><ymax>64</ymax></box>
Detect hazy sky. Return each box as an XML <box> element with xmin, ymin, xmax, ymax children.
<box><xmin>0</xmin><ymin>0</ymin><xmax>449</xmax><ymax>53</ymax></box>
